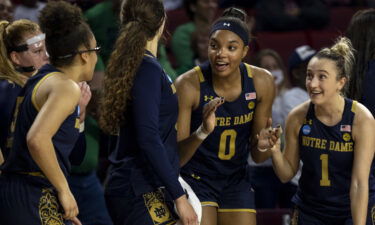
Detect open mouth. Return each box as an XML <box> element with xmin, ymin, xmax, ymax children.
<box><xmin>215</xmin><ymin>61</ymin><xmax>229</xmax><ymax>71</ymax></box>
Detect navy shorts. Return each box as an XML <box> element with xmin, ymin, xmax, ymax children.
<box><xmin>180</xmin><ymin>167</ymin><xmax>255</xmax><ymax>213</ymax></box>
<box><xmin>0</xmin><ymin>173</ymin><xmax>71</xmax><ymax>225</ymax></box>
<box><xmin>106</xmin><ymin>186</ymin><xmax>178</xmax><ymax>225</ymax></box>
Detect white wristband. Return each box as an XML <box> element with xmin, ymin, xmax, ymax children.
<box><xmin>79</xmin><ymin>121</ymin><xmax>85</xmax><ymax>133</ymax></box>
<box><xmin>195</xmin><ymin>125</ymin><xmax>209</xmax><ymax>140</ymax></box>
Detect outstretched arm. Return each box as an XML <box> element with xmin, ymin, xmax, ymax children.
<box><xmin>270</xmin><ymin>108</ymin><xmax>302</xmax><ymax>183</ymax></box>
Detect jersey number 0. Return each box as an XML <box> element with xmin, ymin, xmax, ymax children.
<box><xmin>218</xmin><ymin>129</ymin><xmax>237</xmax><ymax>160</ymax></box>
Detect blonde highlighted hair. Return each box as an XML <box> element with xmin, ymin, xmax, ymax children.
<box><xmin>0</xmin><ymin>19</ymin><xmax>41</xmax><ymax>86</ymax></box>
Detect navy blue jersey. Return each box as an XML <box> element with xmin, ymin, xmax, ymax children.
<box><xmin>293</xmin><ymin>98</ymin><xmax>357</xmax><ymax>218</ymax></box>
<box><xmin>1</xmin><ymin>64</ymin><xmax>80</xmax><ymax>179</ymax></box>
<box><xmin>182</xmin><ymin>62</ymin><xmax>257</xmax><ymax>176</ymax></box>
<box><xmin>106</xmin><ymin>51</ymin><xmax>184</xmax><ymax>200</ymax></box>
<box><xmin>0</xmin><ymin>79</ymin><xmax>22</xmax><ymax>156</ymax></box>
<box><xmin>361</xmin><ymin>59</ymin><xmax>375</xmax><ymax>194</ymax></box>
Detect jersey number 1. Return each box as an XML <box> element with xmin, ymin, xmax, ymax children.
<box><xmin>320</xmin><ymin>154</ymin><xmax>331</xmax><ymax>186</ymax></box>
<box><xmin>218</xmin><ymin>129</ymin><xmax>237</xmax><ymax>160</ymax></box>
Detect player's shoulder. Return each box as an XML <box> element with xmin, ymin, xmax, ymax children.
<box><xmin>175</xmin><ymin>67</ymin><xmax>201</xmax><ymax>93</ymax></box>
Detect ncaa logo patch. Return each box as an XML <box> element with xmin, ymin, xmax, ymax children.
<box><xmin>302</xmin><ymin>125</ymin><xmax>311</xmax><ymax>135</ymax></box>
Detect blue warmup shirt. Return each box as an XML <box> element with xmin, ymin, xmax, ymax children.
<box><xmin>106</xmin><ymin>51</ymin><xmax>184</xmax><ymax>200</ymax></box>
<box><xmin>182</xmin><ymin>61</ymin><xmax>257</xmax><ymax>177</ymax></box>
<box><xmin>1</xmin><ymin>64</ymin><xmax>80</xmax><ymax>180</ymax></box>
<box><xmin>0</xmin><ymin>79</ymin><xmax>22</xmax><ymax>157</ymax></box>
<box><xmin>360</xmin><ymin>59</ymin><xmax>375</xmax><ymax>197</ymax></box>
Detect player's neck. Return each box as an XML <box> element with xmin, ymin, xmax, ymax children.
<box><xmin>314</xmin><ymin>95</ymin><xmax>345</xmax><ymax>126</ymax></box>
<box><xmin>145</xmin><ymin>36</ymin><xmax>159</xmax><ymax>57</ymax></box>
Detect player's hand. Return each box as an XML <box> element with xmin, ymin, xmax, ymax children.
<box><xmin>78</xmin><ymin>82</ymin><xmax>91</xmax><ymax>109</ymax></box>
<box><xmin>270</xmin><ymin>126</ymin><xmax>282</xmax><ymax>154</ymax></box>
<box><xmin>202</xmin><ymin>97</ymin><xmax>225</xmax><ymax>134</ymax></box>
<box><xmin>78</xmin><ymin>82</ymin><xmax>92</xmax><ymax>121</ymax></box>
<box><xmin>70</xmin><ymin>217</ymin><xmax>82</xmax><ymax>225</ymax></box>
<box><xmin>175</xmin><ymin>195</ymin><xmax>199</xmax><ymax>225</ymax></box>
<box><xmin>256</xmin><ymin>118</ymin><xmax>281</xmax><ymax>152</ymax></box>
<box><xmin>57</xmin><ymin>189</ymin><xmax>79</xmax><ymax>221</ymax></box>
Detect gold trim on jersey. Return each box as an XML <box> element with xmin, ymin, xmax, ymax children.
<box><xmin>171</xmin><ymin>83</ymin><xmax>176</xmax><ymax>94</ymax></box>
<box><xmin>194</xmin><ymin>66</ymin><xmax>205</xmax><ymax>83</ymax></box>
<box><xmin>244</xmin><ymin>63</ymin><xmax>253</xmax><ymax>78</ymax></box>
<box><xmin>143</xmin><ymin>189</ymin><xmax>176</xmax><ymax>225</ymax></box>
<box><xmin>39</xmin><ymin>188</ymin><xmax>64</xmax><ymax>225</ymax></box>
<box><xmin>371</xmin><ymin>204</ymin><xmax>375</xmax><ymax>225</ymax></box>
<box><xmin>31</xmin><ymin>72</ymin><xmax>59</xmax><ymax>111</ymax></box>
<box><xmin>351</xmin><ymin>100</ymin><xmax>357</xmax><ymax>113</ymax></box>
<box><xmin>144</xmin><ymin>53</ymin><xmax>154</xmax><ymax>58</ymax></box>
<box><xmin>201</xmin><ymin>201</ymin><xmax>219</xmax><ymax>207</ymax></box>
<box><xmin>18</xmin><ymin>171</ymin><xmax>46</xmax><ymax>178</ymax></box>
<box><xmin>218</xmin><ymin>209</ymin><xmax>256</xmax><ymax>213</ymax></box>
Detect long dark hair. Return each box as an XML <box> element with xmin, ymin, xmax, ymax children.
<box><xmin>100</xmin><ymin>0</ymin><xmax>165</xmax><ymax>134</ymax></box>
<box><xmin>346</xmin><ymin>9</ymin><xmax>375</xmax><ymax>100</ymax></box>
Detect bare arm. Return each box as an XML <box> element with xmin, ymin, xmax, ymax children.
<box><xmin>27</xmin><ymin>77</ymin><xmax>80</xmax><ymax>220</ymax></box>
<box><xmin>250</xmin><ymin>67</ymin><xmax>276</xmax><ymax>163</ymax></box>
<box><xmin>0</xmin><ymin>149</ymin><xmax>3</xmax><ymax>166</ymax></box>
<box><xmin>351</xmin><ymin>103</ymin><xmax>375</xmax><ymax>225</ymax></box>
<box><xmin>175</xmin><ymin>70</ymin><xmax>223</xmax><ymax>166</ymax></box>
<box><xmin>270</xmin><ymin>104</ymin><xmax>306</xmax><ymax>183</ymax></box>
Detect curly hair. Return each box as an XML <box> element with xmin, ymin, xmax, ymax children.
<box><xmin>38</xmin><ymin>0</ymin><xmax>93</xmax><ymax>67</ymax></box>
<box><xmin>99</xmin><ymin>0</ymin><xmax>165</xmax><ymax>134</ymax></box>
<box><xmin>0</xmin><ymin>19</ymin><xmax>39</xmax><ymax>86</ymax></box>
<box><xmin>346</xmin><ymin>9</ymin><xmax>375</xmax><ymax>100</ymax></box>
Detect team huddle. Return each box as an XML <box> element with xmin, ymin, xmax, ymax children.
<box><xmin>0</xmin><ymin>0</ymin><xmax>374</xmax><ymax>225</ymax></box>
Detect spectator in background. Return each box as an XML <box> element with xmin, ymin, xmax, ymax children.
<box><xmin>0</xmin><ymin>0</ymin><xmax>13</xmax><ymax>21</ymax></box>
<box><xmin>171</xmin><ymin>0</ymin><xmax>218</xmax><ymax>74</ymax></box>
<box><xmin>13</xmin><ymin>0</ymin><xmax>45</xmax><ymax>22</ymax></box>
<box><xmin>190</xmin><ymin>23</ymin><xmax>210</xmax><ymax>66</ymax></box>
<box><xmin>255</xmin><ymin>0</ymin><xmax>329</xmax><ymax>31</ymax></box>
<box><xmin>248</xmin><ymin>49</ymin><xmax>296</xmax><ymax>209</ymax></box>
<box><xmin>282</xmin><ymin>45</ymin><xmax>315</xmax><ymax>127</ymax></box>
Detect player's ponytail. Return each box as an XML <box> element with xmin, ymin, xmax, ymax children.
<box><xmin>100</xmin><ymin>0</ymin><xmax>165</xmax><ymax>134</ymax></box>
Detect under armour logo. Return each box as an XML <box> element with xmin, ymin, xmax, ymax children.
<box><xmin>223</xmin><ymin>23</ymin><xmax>231</xmax><ymax>26</ymax></box>
<box><xmin>204</xmin><ymin>95</ymin><xmax>214</xmax><ymax>102</ymax></box>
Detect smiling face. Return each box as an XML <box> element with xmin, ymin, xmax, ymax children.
<box><xmin>306</xmin><ymin>57</ymin><xmax>346</xmax><ymax>105</ymax></box>
<box><xmin>208</xmin><ymin>29</ymin><xmax>248</xmax><ymax>78</ymax></box>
